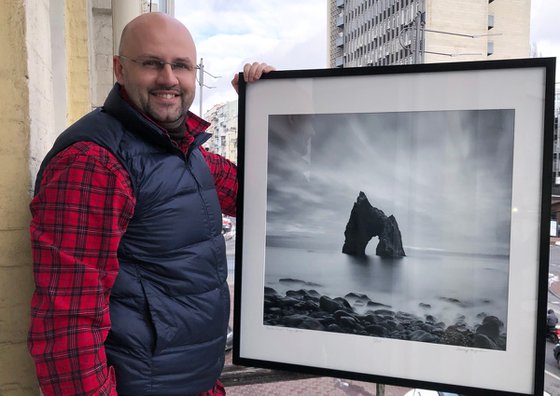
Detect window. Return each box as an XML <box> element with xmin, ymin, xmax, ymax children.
<box><xmin>487</xmin><ymin>41</ymin><xmax>494</xmax><ymax>56</ymax></box>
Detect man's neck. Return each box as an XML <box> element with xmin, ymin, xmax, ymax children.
<box><xmin>166</xmin><ymin>122</ymin><xmax>187</xmax><ymax>142</ymax></box>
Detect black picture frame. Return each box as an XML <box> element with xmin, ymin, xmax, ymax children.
<box><xmin>233</xmin><ymin>58</ymin><xmax>556</xmax><ymax>396</ymax></box>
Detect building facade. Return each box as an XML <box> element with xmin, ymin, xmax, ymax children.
<box><xmin>552</xmin><ymin>85</ymin><xmax>560</xmax><ymax>194</ymax></box>
<box><xmin>204</xmin><ymin>101</ymin><xmax>239</xmax><ymax>164</ymax></box>
<box><xmin>328</xmin><ymin>0</ymin><xmax>531</xmax><ymax>68</ymax></box>
<box><xmin>1</xmin><ymin>1</ymin><xmax>97</xmax><ymax>393</ymax></box>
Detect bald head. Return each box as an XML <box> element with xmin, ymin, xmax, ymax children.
<box><xmin>118</xmin><ymin>13</ymin><xmax>196</xmax><ymax>58</ymax></box>
<box><xmin>113</xmin><ymin>12</ymin><xmax>198</xmax><ymax>130</ymax></box>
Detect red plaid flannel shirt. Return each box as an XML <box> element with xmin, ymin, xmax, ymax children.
<box><xmin>28</xmin><ymin>113</ymin><xmax>234</xmax><ymax>396</ymax></box>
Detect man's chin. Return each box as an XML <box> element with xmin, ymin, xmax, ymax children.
<box><xmin>150</xmin><ymin>112</ymin><xmax>186</xmax><ymax>129</ymax></box>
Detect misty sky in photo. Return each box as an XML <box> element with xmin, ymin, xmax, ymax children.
<box><xmin>266</xmin><ymin>110</ymin><xmax>514</xmax><ymax>255</ymax></box>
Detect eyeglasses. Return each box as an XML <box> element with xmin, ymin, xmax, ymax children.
<box><xmin>119</xmin><ymin>55</ymin><xmax>199</xmax><ymax>73</ymax></box>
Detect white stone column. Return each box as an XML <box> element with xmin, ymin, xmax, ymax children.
<box><xmin>111</xmin><ymin>0</ymin><xmax>142</xmax><ymax>55</ymax></box>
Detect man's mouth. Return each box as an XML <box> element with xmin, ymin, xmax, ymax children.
<box><xmin>151</xmin><ymin>90</ymin><xmax>180</xmax><ymax>100</ymax></box>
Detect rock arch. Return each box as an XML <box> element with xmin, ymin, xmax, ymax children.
<box><xmin>342</xmin><ymin>191</ymin><xmax>406</xmax><ymax>258</ymax></box>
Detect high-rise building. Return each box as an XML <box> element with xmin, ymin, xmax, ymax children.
<box><xmin>328</xmin><ymin>0</ymin><xmax>531</xmax><ymax>68</ymax></box>
<box><xmin>204</xmin><ymin>101</ymin><xmax>239</xmax><ymax>164</ymax></box>
<box><xmin>552</xmin><ymin>85</ymin><xmax>560</xmax><ymax>193</ymax></box>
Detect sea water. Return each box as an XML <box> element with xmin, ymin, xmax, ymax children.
<box><xmin>264</xmin><ymin>246</ymin><xmax>509</xmax><ymax>329</ymax></box>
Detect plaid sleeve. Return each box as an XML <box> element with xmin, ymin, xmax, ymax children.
<box><xmin>201</xmin><ymin>147</ymin><xmax>237</xmax><ymax>217</ymax></box>
<box><xmin>28</xmin><ymin>142</ymin><xmax>136</xmax><ymax>396</ymax></box>
<box><xmin>201</xmin><ymin>379</ymin><xmax>226</xmax><ymax>396</ymax></box>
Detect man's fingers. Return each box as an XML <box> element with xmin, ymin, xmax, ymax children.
<box><xmin>231</xmin><ymin>73</ymin><xmax>240</xmax><ymax>94</ymax></box>
<box><xmin>242</xmin><ymin>62</ymin><xmax>275</xmax><ymax>82</ymax></box>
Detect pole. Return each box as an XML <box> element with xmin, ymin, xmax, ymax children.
<box><xmin>424</xmin><ymin>28</ymin><xmax>502</xmax><ymax>39</ymax></box>
<box><xmin>198</xmin><ymin>58</ymin><xmax>204</xmax><ymax>116</ymax></box>
<box><xmin>376</xmin><ymin>383</ymin><xmax>385</xmax><ymax>395</ymax></box>
<box><xmin>413</xmin><ymin>14</ymin><xmax>420</xmax><ymax>64</ymax></box>
<box><xmin>413</xmin><ymin>11</ymin><xmax>425</xmax><ymax>64</ymax></box>
<box><xmin>196</xmin><ymin>58</ymin><xmax>220</xmax><ymax>117</ymax></box>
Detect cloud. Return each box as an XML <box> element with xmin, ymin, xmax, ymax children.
<box><xmin>530</xmin><ymin>0</ymin><xmax>560</xmax><ymax>42</ymax></box>
<box><xmin>175</xmin><ymin>0</ymin><xmax>327</xmax><ymax>115</ymax></box>
<box><xmin>530</xmin><ymin>0</ymin><xmax>560</xmax><ymax>65</ymax></box>
<box><xmin>176</xmin><ymin>0</ymin><xmax>557</xmax><ymax>114</ymax></box>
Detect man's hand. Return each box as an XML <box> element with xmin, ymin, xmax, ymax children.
<box><xmin>231</xmin><ymin>62</ymin><xmax>276</xmax><ymax>94</ymax></box>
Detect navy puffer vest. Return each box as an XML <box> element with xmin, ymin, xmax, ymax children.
<box><xmin>34</xmin><ymin>84</ymin><xmax>229</xmax><ymax>395</ymax></box>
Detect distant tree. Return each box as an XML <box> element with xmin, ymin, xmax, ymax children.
<box><xmin>530</xmin><ymin>42</ymin><xmax>542</xmax><ymax>58</ymax></box>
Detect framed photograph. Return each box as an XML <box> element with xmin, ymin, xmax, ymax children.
<box><xmin>233</xmin><ymin>58</ymin><xmax>556</xmax><ymax>395</ymax></box>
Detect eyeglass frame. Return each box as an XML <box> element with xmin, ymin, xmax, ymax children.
<box><xmin>118</xmin><ymin>55</ymin><xmax>199</xmax><ymax>73</ymax></box>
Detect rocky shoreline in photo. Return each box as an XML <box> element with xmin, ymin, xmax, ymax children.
<box><xmin>264</xmin><ymin>280</ymin><xmax>506</xmax><ymax>351</ymax></box>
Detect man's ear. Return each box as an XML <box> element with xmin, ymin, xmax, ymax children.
<box><xmin>113</xmin><ymin>55</ymin><xmax>125</xmax><ymax>84</ymax></box>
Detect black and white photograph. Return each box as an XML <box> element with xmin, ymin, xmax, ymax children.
<box><xmin>234</xmin><ymin>59</ymin><xmax>553</xmax><ymax>395</ymax></box>
<box><xmin>263</xmin><ymin>109</ymin><xmax>514</xmax><ymax>351</ymax></box>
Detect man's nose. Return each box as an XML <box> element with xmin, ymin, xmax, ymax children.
<box><xmin>157</xmin><ymin>63</ymin><xmax>179</xmax><ymax>85</ymax></box>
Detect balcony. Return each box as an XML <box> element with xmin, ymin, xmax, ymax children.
<box><xmin>336</xmin><ymin>35</ymin><xmax>344</xmax><ymax>47</ymax></box>
<box><xmin>336</xmin><ymin>15</ymin><xmax>344</xmax><ymax>27</ymax></box>
<box><xmin>336</xmin><ymin>0</ymin><xmax>344</xmax><ymax>7</ymax></box>
<box><xmin>487</xmin><ymin>41</ymin><xmax>494</xmax><ymax>56</ymax></box>
<box><xmin>488</xmin><ymin>14</ymin><xmax>494</xmax><ymax>29</ymax></box>
<box><xmin>335</xmin><ymin>56</ymin><xmax>344</xmax><ymax>67</ymax></box>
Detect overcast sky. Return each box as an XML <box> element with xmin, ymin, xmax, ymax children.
<box><xmin>175</xmin><ymin>1</ymin><xmax>327</xmax><ymax>115</ymax></box>
<box><xmin>175</xmin><ymin>0</ymin><xmax>559</xmax><ymax>116</ymax></box>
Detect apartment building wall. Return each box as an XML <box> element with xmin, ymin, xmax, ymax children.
<box><xmin>66</xmin><ymin>1</ymin><xmax>93</xmax><ymax>124</ymax></box>
<box><xmin>424</xmin><ymin>0</ymin><xmax>530</xmax><ymax>63</ymax></box>
<box><xmin>2</xmin><ymin>0</ymin><xmax>93</xmax><ymax>392</ymax></box>
<box><xmin>329</xmin><ymin>0</ymin><xmax>425</xmax><ymax>67</ymax></box>
<box><xmin>0</xmin><ymin>0</ymin><xmax>91</xmax><ymax>392</ymax></box>
<box><xmin>1</xmin><ymin>1</ymin><xmax>36</xmax><ymax>392</ymax></box>
<box><xmin>204</xmin><ymin>101</ymin><xmax>239</xmax><ymax>164</ymax></box>
<box><xmin>552</xmin><ymin>88</ymin><xmax>560</xmax><ymax>191</ymax></box>
<box><xmin>91</xmin><ymin>0</ymin><xmax>114</xmax><ymax>107</ymax></box>
<box><xmin>330</xmin><ymin>0</ymin><xmax>425</xmax><ymax>67</ymax></box>
<box><xmin>486</xmin><ymin>0</ymin><xmax>531</xmax><ymax>59</ymax></box>
<box><xmin>423</xmin><ymin>0</ymin><xmax>489</xmax><ymax>63</ymax></box>
<box><xmin>329</xmin><ymin>0</ymin><xmax>531</xmax><ymax>68</ymax></box>
<box><xmin>328</xmin><ymin>0</ymin><xmax>344</xmax><ymax>67</ymax></box>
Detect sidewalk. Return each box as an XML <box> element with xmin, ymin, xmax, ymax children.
<box><xmin>223</xmin><ymin>372</ymin><xmax>411</xmax><ymax>396</ymax></box>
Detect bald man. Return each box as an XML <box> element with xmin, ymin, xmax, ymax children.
<box><xmin>28</xmin><ymin>12</ymin><xmax>273</xmax><ymax>396</ymax></box>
